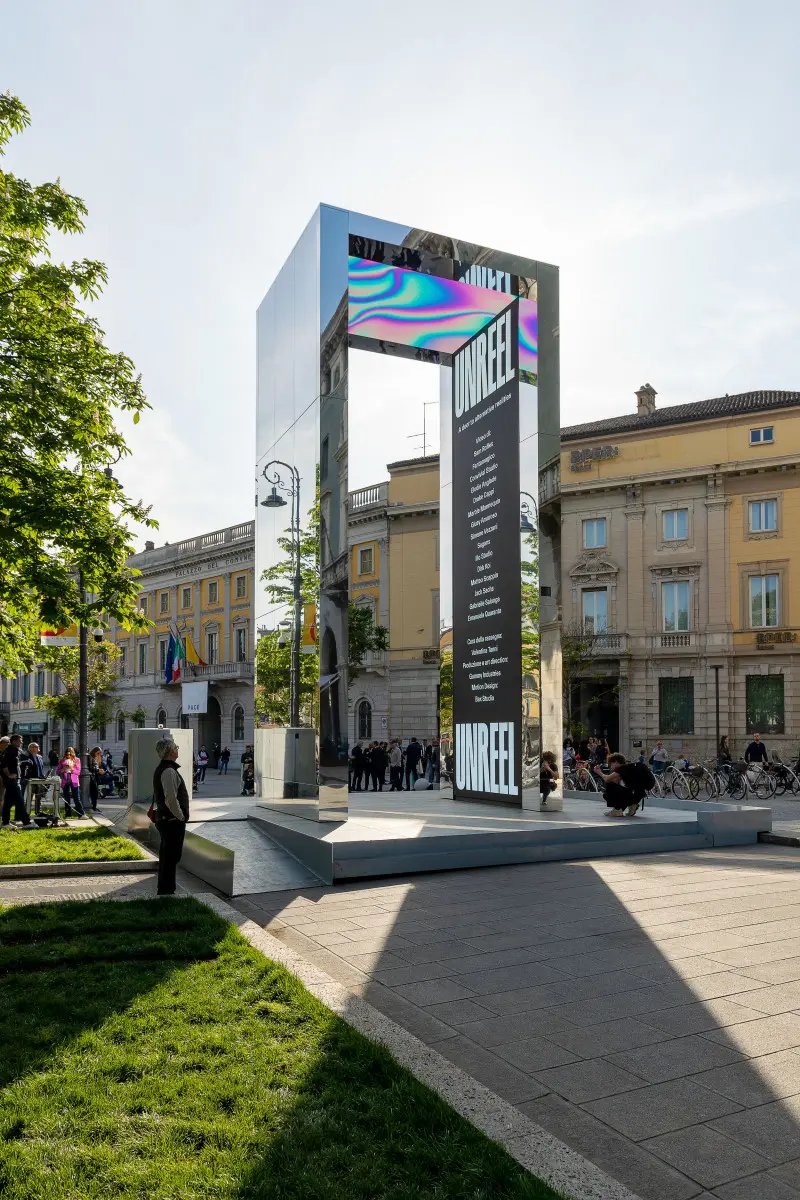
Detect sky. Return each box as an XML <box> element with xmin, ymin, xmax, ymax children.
<box><xmin>3</xmin><ymin>0</ymin><xmax>799</xmax><ymax>547</ymax></box>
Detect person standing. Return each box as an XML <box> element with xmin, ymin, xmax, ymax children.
<box><xmin>350</xmin><ymin>743</ymin><xmax>364</xmax><ymax>791</ymax></box>
<box><xmin>649</xmin><ymin>741</ymin><xmax>669</xmax><ymax>775</ymax></box>
<box><xmin>745</xmin><ymin>733</ymin><xmax>768</xmax><ymax>763</ymax></box>
<box><xmin>404</xmin><ymin>736</ymin><xmax>422</xmax><ymax>790</ymax></box>
<box><xmin>152</xmin><ymin>737</ymin><xmax>190</xmax><ymax>896</ymax></box>
<box><xmin>21</xmin><ymin>742</ymin><xmax>46</xmax><ymax>811</ymax></box>
<box><xmin>425</xmin><ymin>738</ymin><xmax>440</xmax><ymax>790</ymax></box>
<box><xmin>219</xmin><ymin>746</ymin><xmax>230</xmax><ymax>774</ymax></box>
<box><xmin>211</xmin><ymin>743</ymin><xmax>220</xmax><ymax>770</ymax></box>
<box><xmin>47</xmin><ymin>746</ymin><xmax>59</xmax><ymax>769</ymax></box>
<box><xmin>370</xmin><ymin>741</ymin><xmax>387</xmax><ymax>791</ymax></box>
<box><xmin>57</xmin><ymin>748</ymin><xmax>85</xmax><ymax>817</ymax></box>
<box><xmin>1</xmin><ymin>734</ymin><xmax>34</xmax><ymax>827</ymax></box>
<box><xmin>389</xmin><ymin>741</ymin><xmax>403</xmax><ymax>791</ymax></box>
<box><xmin>197</xmin><ymin>745</ymin><xmax>208</xmax><ymax>782</ymax></box>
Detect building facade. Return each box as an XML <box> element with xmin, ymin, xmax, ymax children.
<box><xmin>108</xmin><ymin>521</ymin><xmax>256</xmax><ymax>757</ymax></box>
<box><xmin>561</xmin><ymin>387</ymin><xmax>800</xmax><ymax>761</ymax></box>
<box><xmin>1</xmin><ymin>521</ymin><xmax>256</xmax><ymax>758</ymax></box>
<box><xmin>347</xmin><ymin>454</ymin><xmax>441</xmax><ymax>745</ymax></box>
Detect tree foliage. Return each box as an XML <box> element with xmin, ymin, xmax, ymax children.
<box><xmin>0</xmin><ymin>93</ymin><xmax>154</xmax><ymax>673</ymax></box>
<box><xmin>255</xmin><ymin>631</ymin><xmax>319</xmax><ymax>727</ymax></box>
<box><xmin>34</xmin><ymin>640</ymin><xmax>121</xmax><ymax>727</ymax></box>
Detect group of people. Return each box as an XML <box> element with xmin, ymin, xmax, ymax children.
<box><xmin>195</xmin><ymin>744</ymin><xmax>233</xmax><ymax>781</ymax></box>
<box><xmin>348</xmin><ymin>737</ymin><xmax>440</xmax><ymax>792</ymax></box>
<box><xmin>0</xmin><ymin>736</ymin><xmax>122</xmax><ymax>826</ymax></box>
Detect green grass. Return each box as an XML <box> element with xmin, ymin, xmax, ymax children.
<box><xmin>0</xmin><ymin>898</ymin><xmax>564</xmax><ymax>1200</ymax></box>
<box><xmin>0</xmin><ymin>826</ymin><xmax>144</xmax><ymax>865</ymax></box>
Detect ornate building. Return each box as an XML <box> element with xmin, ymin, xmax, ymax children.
<box><xmin>561</xmin><ymin>386</ymin><xmax>800</xmax><ymax>760</ymax></box>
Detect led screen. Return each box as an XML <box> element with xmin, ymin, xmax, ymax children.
<box><xmin>348</xmin><ymin>256</ymin><xmax>538</xmax><ymax>377</ymax></box>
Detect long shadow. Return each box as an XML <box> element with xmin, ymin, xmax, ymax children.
<box><xmin>242</xmin><ymin>843</ymin><xmax>800</xmax><ymax>1199</ymax></box>
<box><xmin>0</xmin><ymin>895</ymin><xmax>227</xmax><ymax>1091</ymax></box>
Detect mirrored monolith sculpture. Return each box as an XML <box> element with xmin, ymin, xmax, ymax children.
<box><xmin>255</xmin><ymin>206</ymin><xmax>561</xmax><ymax>821</ymax></box>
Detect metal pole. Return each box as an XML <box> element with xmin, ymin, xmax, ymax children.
<box><xmin>712</xmin><ymin>665</ymin><xmax>721</xmax><ymax>755</ymax></box>
<box><xmin>291</xmin><ymin>467</ymin><xmax>301</xmax><ymax>728</ymax></box>
<box><xmin>78</xmin><ymin>571</ymin><xmax>90</xmax><ymax>809</ymax></box>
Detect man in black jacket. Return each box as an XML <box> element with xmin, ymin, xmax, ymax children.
<box><xmin>744</xmin><ymin>734</ymin><xmax>769</xmax><ymax>763</ymax></box>
<box><xmin>404</xmin><ymin>737</ymin><xmax>423</xmax><ymax>790</ymax></box>
<box><xmin>152</xmin><ymin>737</ymin><xmax>190</xmax><ymax>896</ymax></box>
<box><xmin>1</xmin><ymin>734</ymin><xmax>34</xmax><ymax>828</ymax></box>
<box><xmin>370</xmin><ymin>742</ymin><xmax>387</xmax><ymax>791</ymax></box>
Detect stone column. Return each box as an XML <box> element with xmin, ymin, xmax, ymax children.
<box><xmin>223</xmin><ymin>572</ymin><xmax>232</xmax><ymax>663</ymax></box>
<box><xmin>625</xmin><ymin>487</ymin><xmax>646</xmax><ymax>636</ymax></box>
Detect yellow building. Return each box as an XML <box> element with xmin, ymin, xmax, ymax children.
<box><xmin>348</xmin><ymin>455</ymin><xmax>440</xmax><ymax>743</ymax></box>
<box><xmin>560</xmin><ymin>386</ymin><xmax>800</xmax><ymax>759</ymax></box>
<box><xmin>109</xmin><ymin>521</ymin><xmax>255</xmax><ymax>755</ymax></box>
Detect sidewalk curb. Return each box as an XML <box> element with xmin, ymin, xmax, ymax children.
<box><xmin>0</xmin><ymin>859</ymin><xmax>156</xmax><ymax>880</ymax></box>
<box><xmin>759</xmin><ymin>831</ymin><xmax>800</xmax><ymax>848</ymax></box>
<box><xmin>197</xmin><ymin>892</ymin><xmax>643</xmax><ymax>1200</ymax></box>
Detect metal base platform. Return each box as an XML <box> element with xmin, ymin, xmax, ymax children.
<box><xmin>249</xmin><ymin>790</ymin><xmax>771</xmax><ymax>885</ymax></box>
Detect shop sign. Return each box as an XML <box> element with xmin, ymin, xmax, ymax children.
<box><xmin>570</xmin><ymin>445</ymin><xmax>619</xmax><ymax>471</ymax></box>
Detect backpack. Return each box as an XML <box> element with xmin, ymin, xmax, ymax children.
<box><xmin>620</xmin><ymin>761</ymin><xmax>655</xmax><ymax>798</ymax></box>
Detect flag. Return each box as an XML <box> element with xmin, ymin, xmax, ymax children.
<box><xmin>184</xmin><ymin>634</ymin><xmax>207</xmax><ymax>666</ymax></box>
<box><xmin>172</xmin><ymin>636</ymin><xmax>185</xmax><ymax>683</ymax></box>
<box><xmin>164</xmin><ymin>634</ymin><xmax>176</xmax><ymax>684</ymax></box>
<box><xmin>165</xmin><ymin>633</ymin><xmax>185</xmax><ymax>683</ymax></box>
<box><xmin>301</xmin><ymin>604</ymin><xmax>317</xmax><ymax>653</ymax></box>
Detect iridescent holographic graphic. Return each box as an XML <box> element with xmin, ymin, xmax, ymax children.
<box><xmin>348</xmin><ymin>256</ymin><xmax>538</xmax><ymax>375</ymax></box>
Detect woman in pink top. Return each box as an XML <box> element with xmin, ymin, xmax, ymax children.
<box><xmin>57</xmin><ymin>747</ymin><xmax>85</xmax><ymax>817</ymax></box>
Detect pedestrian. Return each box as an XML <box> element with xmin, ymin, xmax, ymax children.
<box><xmin>219</xmin><ymin>746</ymin><xmax>230</xmax><ymax>774</ymax></box>
<box><xmin>47</xmin><ymin>746</ymin><xmax>59</xmax><ymax>769</ymax></box>
<box><xmin>381</xmin><ymin>741</ymin><xmax>389</xmax><ymax>788</ymax></box>
<box><xmin>562</xmin><ymin>738</ymin><xmax>576</xmax><ymax>770</ymax></box>
<box><xmin>88</xmin><ymin>746</ymin><xmax>113</xmax><ymax>811</ymax></box>
<box><xmin>594</xmin><ymin>753</ymin><xmax>653</xmax><ymax>818</ymax></box>
<box><xmin>404</xmin><ymin>736</ymin><xmax>422</xmax><ymax>790</ymax></box>
<box><xmin>21</xmin><ymin>742</ymin><xmax>46</xmax><ymax>813</ymax></box>
<box><xmin>57</xmin><ymin>747</ymin><xmax>85</xmax><ymax>817</ymax></box>
<box><xmin>104</xmin><ymin>748</ymin><xmax>113</xmax><ymax>771</ymax></box>
<box><xmin>540</xmin><ymin>750</ymin><xmax>559</xmax><ymax>799</ymax></box>
<box><xmin>1</xmin><ymin>734</ymin><xmax>34</xmax><ymax>827</ymax></box>
<box><xmin>389</xmin><ymin>741</ymin><xmax>403</xmax><ymax>790</ymax></box>
<box><xmin>370</xmin><ymin>741</ymin><xmax>387</xmax><ymax>791</ymax></box>
<box><xmin>121</xmin><ymin>749</ymin><xmax>129</xmax><ymax>770</ymax></box>
<box><xmin>718</xmin><ymin>736</ymin><xmax>732</xmax><ymax>767</ymax></box>
<box><xmin>211</xmin><ymin>743</ymin><xmax>220</xmax><ymax>770</ymax></box>
<box><xmin>426</xmin><ymin>737</ymin><xmax>440</xmax><ymax>789</ymax></box>
<box><xmin>240</xmin><ymin>743</ymin><xmax>254</xmax><ymax>792</ymax></box>
<box><xmin>152</xmin><ymin>737</ymin><xmax>190</xmax><ymax>896</ymax></box>
<box><xmin>745</xmin><ymin>733</ymin><xmax>768</xmax><ymax>763</ymax></box>
<box><xmin>197</xmin><ymin>745</ymin><xmax>208</xmax><ymax>782</ymax></box>
<box><xmin>350</xmin><ymin>743</ymin><xmax>364</xmax><ymax>791</ymax></box>
<box><xmin>649</xmin><ymin>741</ymin><xmax>669</xmax><ymax>775</ymax></box>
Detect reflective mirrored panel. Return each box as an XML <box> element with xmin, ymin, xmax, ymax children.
<box><xmin>255</xmin><ymin>205</ymin><xmax>560</xmax><ymax>821</ymax></box>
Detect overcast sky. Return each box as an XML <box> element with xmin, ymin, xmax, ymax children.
<box><xmin>3</xmin><ymin>0</ymin><xmax>798</xmax><ymax>546</ymax></box>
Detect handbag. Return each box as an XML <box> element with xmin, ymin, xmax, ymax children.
<box><xmin>147</xmin><ymin>795</ymin><xmax>158</xmax><ymax>823</ymax></box>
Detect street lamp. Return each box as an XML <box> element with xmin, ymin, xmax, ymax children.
<box><xmin>261</xmin><ymin>460</ymin><xmax>301</xmax><ymax>728</ymax></box>
<box><xmin>520</xmin><ymin>491</ymin><xmax>539</xmax><ymax>534</ymax></box>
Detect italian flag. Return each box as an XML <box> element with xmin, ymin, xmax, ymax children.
<box><xmin>172</xmin><ymin>636</ymin><xmax>185</xmax><ymax>683</ymax></box>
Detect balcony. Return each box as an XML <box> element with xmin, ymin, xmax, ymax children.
<box><xmin>652</xmin><ymin>632</ymin><xmax>696</xmax><ymax>651</ymax></box>
<box><xmin>116</xmin><ymin>661</ymin><xmax>254</xmax><ymax>689</ymax></box>
<box><xmin>348</xmin><ymin>482</ymin><xmax>388</xmax><ymax>513</ymax></box>
<box><xmin>574</xmin><ymin>632</ymin><xmax>626</xmax><ymax>654</ymax></box>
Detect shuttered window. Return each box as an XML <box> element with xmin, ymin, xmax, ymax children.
<box><xmin>659</xmin><ymin>677</ymin><xmax>694</xmax><ymax>735</ymax></box>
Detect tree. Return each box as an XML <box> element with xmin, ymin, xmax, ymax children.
<box><xmin>261</xmin><ymin>477</ymin><xmax>387</xmax><ymax>693</ymax></box>
<box><xmin>34</xmin><ymin>640</ymin><xmax>121</xmax><ymax>727</ymax></box>
<box><xmin>561</xmin><ymin>622</ymin><xmax>620</xmax><ymax>740</ymax></box>
<box><xmin>255</xmin><ymin>631</ymin><xmax>318</xmax><ymax>727</ymax></box>
<box><xmin>0</xmin><ymin>93</ymin><xmax>154</xmax><ymax>673</ymax></box>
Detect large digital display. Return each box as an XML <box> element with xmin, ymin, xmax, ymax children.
<box><xmin>348</xmin><ymin>256</ymin><xmax>538</xmax><ymax>377</ymax></box>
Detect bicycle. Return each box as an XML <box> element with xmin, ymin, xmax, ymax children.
<box><xmin>663</xmin><ymin>761</ymin><xmax>699</xmax><ymax>800</ymax></box>
<box><xmin>768</xmin><ymin>754</ymin><xmax>800</xmax><ymax>797</ymax></box>
<box><xmin>744</xmin><ymin>762</ymin><xmax>777</xmax><ymax>800</ymax></box>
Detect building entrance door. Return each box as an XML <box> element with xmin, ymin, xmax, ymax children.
<box><xmin>572</xmin><ymin>677</ymin><xmax>620</xmax><ymax>752</ymax></box>
<box><xmin>198</xmin><ymin>696</ymin><xmax>221</xmax><ymax>756</ymax></box>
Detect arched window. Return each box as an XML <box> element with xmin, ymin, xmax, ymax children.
<box><xmin>156</xmin><ymin>707</ymin><xmax>167</xmax><ymax>728</ymax></box>
<box><xmin>116</xmin><ymin>713</ymin><xmax>126</xmax><ymax>741</ymax></box>
<box><xmin>357</xmin><ymin>699</ymin><xmax>372</xmax><ymax>740</ymax></box>
<box><xmin>233</xmin><ymin>705</ymin><xmax>245</xmax><ymax>741</ymax></box>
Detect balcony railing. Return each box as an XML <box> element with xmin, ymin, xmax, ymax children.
<box><xmin>117</xmin><ymin>660</ymin><xmax>254</xmax><ymax>687</ymax></box>
<box><xmin>659</xmin><ymin>633</ymin><xmax>693</xmax><ymax>649</ymax></box>
<box><xmin>348</xmin><ymin>482</ymin><xmax>388</xmax><ymax>512</ymax></box>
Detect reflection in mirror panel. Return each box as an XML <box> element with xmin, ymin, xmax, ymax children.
<box><xmin>255</xmin><ymin>205</ymin><xmax>560</xmax><ymax>822</ymax></box>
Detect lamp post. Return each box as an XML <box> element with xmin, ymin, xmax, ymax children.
<box><xmin>77</xmin><ymin>571</ymin><xmax>90</xmax><ymax>810</ymax></box>
<box><xmin>261</xmin><ymin>460</ymin><xmax>302</xmax><ymax>728</ymax></box>
<box><xmin>520</xmin><ymin>491</ymin><xmax>539</xmax><ymax>534</ymax></box>
<box><xmin>710</xmin><ymin>664</ymin><xmax>723</xmax><ymax>757</ymax></box>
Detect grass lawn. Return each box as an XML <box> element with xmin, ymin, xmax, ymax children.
<box><xmin>0</xmin><ymin>826</ymin><xmax>144</xmax><ymax>865</ymax></box>
<box><xmin>0</xmin><ymin>898</ymin><xmax>564</xmax><ymax>1200</ymax></box>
